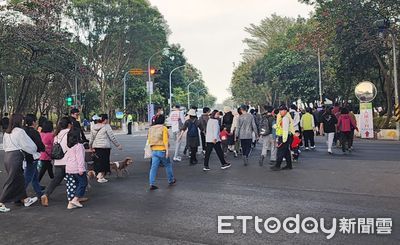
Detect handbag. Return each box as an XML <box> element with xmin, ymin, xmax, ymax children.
<box><xmin>8</xmin><ymin>134</ymin><xmax>27</xmax><ymax>169</ymax></box>
<box><xmin>144</xmin><ymin>139</ymin><xmax>152</xmax><ymax>159</ymax></box>
<box><xmin>51</xmin><ymin>133</ymin><xmax>67</xmax><ymax>160</ymax></box>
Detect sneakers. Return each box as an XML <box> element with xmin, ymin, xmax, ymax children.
<box><xmin>150</xmin><ymin>185</ymin><xmax>159</xmax><ymax>190</ymax></box>
<box><xmin>24</xmin><ymin>197</ymin><xmax>38</xmax><ymax>207</ymax></box>
<box><xmin>0</xmin><ymin>204</ymin><xmax>10</xmax><ymax>213</ymax></box>
<box><xmin>305</xmin><ymin>147</ymin><xmax>310</xmax><ymax>151</ymax></box>
<box><xmin>41</xmin><ymin>195</ymin><xmax>48</xmax><ymax>207</ymax></box>
<box><xmin>234</xmin><ymin>151</ymin><xmax>238</xmax><ymax>158</ymax></box>
<box><xmin>173</xmin><ymin>157</ymin><xmax>182</xmax><ymax>162</ymax></box>
<box><xmin>328</xmin><ymin>150</ymin><xmax>333</xmax><ymax>155</ymax></box>
<box><xmin>97</xmin><ymin>178</ymin><xmax>108</xmax><ymax>183</ymax></box>
<box><xmin>169</xmin><ymin>179</ymin><xmax>177</xmax><ymax>186</ymax></box>
<box><xmin>67</xmin><ymin>203</ymin><xmax>77</xmax><ymax>210</ymax></box>
<box><xmin>221</xmin><ymin>163</ymin><xmax>231</xmax><ymax>170</ymax></box>
<box><xmin>311</xmin><ymin>146</ymin><xmax>316</xmax><ymax>149</ymax></box>
<box><xmin>203</xmin><ymin>167</ymin><xmax>211</xmax><ymax>171</ymax></box>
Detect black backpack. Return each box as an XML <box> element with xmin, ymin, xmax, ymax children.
<box><xmin>259</xmin><ymin>115</ymin><xmax>271</xmax><ymax>136</ymax></box>
<box><xmin>51</xmin><ymin>133</ymin><xmax>67</xmax><ymax>160</ymax></box>
<box><xmin>187</xmin><ymin>121</ymin><xmax>198</xmax><ymax>137</ymax></box>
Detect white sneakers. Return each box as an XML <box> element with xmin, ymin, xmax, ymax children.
<box><xmin>0</xmin><ymin>203</ymin><xmax>10</xmax><ymax>213</ymax></box>
<box><xmin>24</xmin><ymin>197</ymin><xmax>38</xmax><ymax>207</ymax></box>
<box><xmin>173</xmin><ymin>157</ymin><xmax>182</xmax><ymax>162</ymax></box>
<box><xmin>97</xmin><ymin>178</ymin><xmax>108</xmax><ymax>183</ymax></box>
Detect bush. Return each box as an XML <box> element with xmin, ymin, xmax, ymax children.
<box><xmin>373</xmin><ymin>116</ymin><xmax>396</xmax><ymax>130</ymax></box>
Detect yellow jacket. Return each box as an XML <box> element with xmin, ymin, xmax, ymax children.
<box><xmin>276</xmin><ymin>113</ymin><xmax>295</xmax><ymax>143</ymax></box>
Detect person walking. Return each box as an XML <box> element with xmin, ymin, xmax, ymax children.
<box><xmin>147</xmin><ymin>115</ymin><xmax>176</xmax><ymax>190</ymax></box>
<box><xmin>258</xmin><ymin>105</ymin><xmax>275</xmax><ymax>166</ymax></box>
<box><xmin>289</xmin><ymin>104</ymin><xmax>301</xmax><ymax>132</ymax></box>
<box><xmin>203</xmin><ymin>110</ymin><xmax>231</xmax><ymax>171</ymax></box>
<box><xmin>1</xmin><ymin>113</ymin><xmax>9</xmax><ymax>134</ymax></box>
<box><xmin>300</xmin><ymin>107</ymin><xmax>316</xmax><ymax>150</ymax></box>
<box><xmin>320</xmin><ymin>107</ymin><xmax>338</xmax><ymax>154</ymax></box>
<box><xmin>198</xmin><ymin>107</ymin><xmax>211</xmax><ymax>154</ymax></box>
<box><xmin>0</xmin><ymin>114</ymin><xmax>39</xmax><ymax>212</ymax></box>
<box><xmin>222</xmin><ymin>107</ymin><xmax>235</xmax><ymax>154</ymax></box>
<box><xmin>65</xmin><ymin>127</ymin><xmax>88</xmax><ymax>209</ymax></box>
<box><xmin>170</xmin><ymin>105</ymin><xmax>185</xmax><ymax>162</ymax></box>
<box><xmin>41</xmin><ymin>117</ymin><xmax>72</xmax><ymax>207</ymax></box>
<box><xmin>39</xmin><ymin>120</ymin><xmax>55</xmax><ymax>182</ymax></box>
<box><xmin>337</xmin><ymin>108</ymin><xmax>358</xmax><ymax>154</ymax></box>
<box><xmin>235</xmin><ymin>105</ymin><xmax>258</xmax><ymax>166</ymax></box>
<box><xmin>348</xmin><ymin>107</ymin><xmax>357</xmax><ymax>151</ymax></box>
<box><xmin>151</xmin><ymin>106</ymin><xmax>164</xmax><ymax>126</ymax></box>
<box><xmin>231</xmin><ymin>108</ymin><xmax>241</xmax><ymax>158</ymax></box>
<box><xmin>89</xmin><ymin>114</ymin><xmax>122</xmax><ymax>183</ymax></box>
<box><xmin>180</xmin><ymin>109</ymin><xmax>200</xmax><ymax>165</ymax></box>
<box><xmin>271</xmin><ymin>105</ymin><xmax>295</xmax><ymax>171</ymax></box>
<box><xmin>126</xmin><ymin>113</ymin><xmax>133</xmax><ymax>135</ymax></box>
<box><xmin>23</xmin><ymin>114</ymin><xmax>46</xmax><ymax>200</ymax></box>
<box><xmin>70</xmin><ymin>108</ymin><xmax>88</xmax><ymax>144</ymax></box>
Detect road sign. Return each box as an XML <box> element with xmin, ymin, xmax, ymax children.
<box><xmin>147</xmin><ymin>104</ymin><xmax>154</xmax><ymax>123</ymax></box>
<box><xmin>355</xmin><ymin>81</ymin><xmax>377</xmax><ymax>102</ymax></box>
<box><xmin>360</xmin><ymin>103</ymin><xmax>374</xmax><ymax>139</ymax></box>
<box><xmin>146</xmin><ymin>81</ymin><xmax>153</xmax><ymax>95</ymax></box>
<box><xmin>129</xmin><ymin>68</ymin><xmax>144</xmax><ymax>76</ymax></box>
<box><xmin>116</xmin><ymin>111</ymin><xmax>124</xmax><ymax>119</ymax></box>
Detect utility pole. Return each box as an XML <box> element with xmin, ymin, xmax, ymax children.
<box><xmin>318</xmin><ymin>48</ymin><xmax>323</xmax><ymax>104</ymax></box>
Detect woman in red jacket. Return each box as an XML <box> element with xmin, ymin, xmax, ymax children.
<box><xmin>39</xmin><ymin>120</ymin><xmax>54</xmax><ymax>182</ymax></box>
<box><xmin>337</xmin><ymin>108</ymin><xmax>358</xmax><ymax>154</ymax></box>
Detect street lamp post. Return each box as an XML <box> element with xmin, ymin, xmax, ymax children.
<box><xmin>122</xmin><ymin>71</ymin><xmax>130</xmax><ymax>133</ymax></box>
<box><xmin>0</xmin><ymin>73</ymin><xmax>7</xmax><ymax>112</ymax></box>
<box><xmin>169</xmin><ymin>65</ymin><xmax>185</xmax><ymax>113</ymax></box>
<box><xmin>147</xmin><ymin>48</ymin><xmax>168</xmax><ymax>122</ymax></box>
<box><xmin>187</xmin><ymin>80</ymin><xmax>200</xmax><ymax>109</ymax></box>
<box><xmin>318</xmin><ymin>48</ymin><xmax>323</xmax><ymax>104</ymax></box>
<box><xmin>196</xmin><ymin>88</ymin><xmax>207</xmax><ymax>108</ymax></box>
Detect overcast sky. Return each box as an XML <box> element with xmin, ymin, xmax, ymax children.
<box><xmin>149</xmin><ymin>0</ymin><xmax>314</xmax><ymax>103</ymax></box>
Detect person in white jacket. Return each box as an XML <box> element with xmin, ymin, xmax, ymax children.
<box><xmin>0</xmin><ymin>114</ymin><xmax>40</xmax><ymax>212</ymax></box>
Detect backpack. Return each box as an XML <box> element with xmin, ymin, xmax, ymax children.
<box><xmin>51</xmin><ymin>133</ymin><xmax>67</xmax><ymax>160</ymax></box>
<box><xmin>187</xmin><ymin>121</ymin><xmax>198</xmax><ymax>137</ymax></box>
<box><xmin>259</xmin><ymin>115</ymin><xmax>271</xmax><ymax>136</ymax></box>
<box><xmin>340</xmin><ymin>116</ymin><xmax>352</xmax><ymax>132</ymax></box>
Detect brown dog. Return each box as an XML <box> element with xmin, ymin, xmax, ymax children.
<box><xmin>110</xmin><ymin>157</ymin><xmax>134</xmax><ymax>177</ymax></box>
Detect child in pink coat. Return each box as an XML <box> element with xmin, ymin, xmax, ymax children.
<box><xmin>64</xmin><ymin>128</ymin><xmax>87</xmax><ymax>209</ymax></box>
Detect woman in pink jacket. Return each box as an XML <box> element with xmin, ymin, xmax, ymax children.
<box><xmin>39</xmin><ymin>120</ymin><xmax>54</xmax><ymax>182</ymax></box>
<box><xmin>65</xmin><ymin>127</ymin><xmax>88</xmax><ymax>209</ymax></box>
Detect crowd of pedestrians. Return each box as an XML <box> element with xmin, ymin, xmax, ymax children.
<box><xmin>0</xmin><ymin>102</ymin><xmax>359</xmax><ymax>211</ymax></box>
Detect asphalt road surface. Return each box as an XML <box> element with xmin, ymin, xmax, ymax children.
<box><xmin>0</xmin><ymin>133</ymin><xmax>399</xmax><ymax>245</ymax></box>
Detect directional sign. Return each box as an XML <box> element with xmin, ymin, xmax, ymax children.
<box><xmin>116</xmin><ymin>111</ymin><xmax>124</xmax><ymax>119</ymax></box>
<box><xmin>129</xmin><ymin>68</ymin><xmax>144</xmax><ymax>76</ymax></box>
<box><xmin>360</xmin><ymin>103</ymin><xmax>374</xmax><ymax>139</ymax></box>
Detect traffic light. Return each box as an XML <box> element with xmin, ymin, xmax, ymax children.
<box><xmin>149</xmin><ymin>68</ymin><xmax>162</xmax><ymax>75</ymax></box>
<box><xmin>66</xmin><ymin>96</ymin><xmax>73</xmax><ymax>106</ymax></box>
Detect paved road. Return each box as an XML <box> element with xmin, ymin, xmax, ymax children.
<box><xmin>0</xmin><ymin>134</ymin><xmax>399</xmax><ymax>244</ymax></box>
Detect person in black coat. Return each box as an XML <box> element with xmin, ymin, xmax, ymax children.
<box><xmin>23</xmin><ymin>114</ymin><xmax>46</xmax><ymax>199</ymax></box>
<box><xmin>70</xmin><ymin>108</ymin><xmax>88</xmax><ymax>144</ymax></box>
<box><xmin>180</xmin><ymin>109</ymin><xmax>200</xmax><ymax>165</ymax></box>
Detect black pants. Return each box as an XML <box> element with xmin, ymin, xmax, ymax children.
<box><xmin>240</xmin><ymin>139</ymin><xmax>252</xmax><ymax>158</ymax></box>
<box><xmin>127</xmin><ymin>122</ymin><xmax>132</xmax><ymax>135</ymax></box>
<box><xmin>44</xmin><ymin>165</ymin><xmax>65</xmax><ymax>197</ymax></box>
<box><xmin>303</xmin><ymin>130</ymin><xmax>315</xmax><ymax>148</ymax></box>
<box><xmin>349</xmin><ymin>130</ymin><xmax>355</xmax><ymax>148</ymax></box>
<box><xmin>292</xmin><ymin>147</ymin><xmax>300</xmax><ymax>160</ymax></box>
<box><xmin>190</xmin><ymin>147</ymin><xmax>198</xmax><ymax>164</ymax></box>
<box><xmin>340</xmin><ymin>132</ymin><xmax>352</xmax><ymax>152</ymax></box>
<box><xmin>275</xmin><ymin>136</ymin><xmax>293</xmax><ymax>168</ymax></box>
<box><xmin>204</xmin><ymin>142</ymin><xmax>226</xmax><ymax>168</ymax></box>
<box><xmin>200</xmin><ymin>132</ymin><xmax>206</xmax><ymax>151</ymax></box>
<box><xmin>39</xmin><ymin>160</ymin><xmax>54</xmax><ymax>182</ymax></box>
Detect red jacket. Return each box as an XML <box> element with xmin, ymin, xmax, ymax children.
<box><xmin>220</xmin><ymin>130</ymin><xmax>229</xmax><ymax>141</ymax></box>
<box><xmin>291</xmin><ymin>135</ymin><xmax>301</xmax><ymax>149</ymax></box>
<box><xmin>337</xmin><ymin>114</ymin><xmax>357</xmax><ymax>132</ymax></box>
<box><xmin>40</xmin><ymin>132</ymin><xmax>54</xmax><ymax>161</ymax></box>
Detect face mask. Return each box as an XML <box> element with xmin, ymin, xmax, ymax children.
<box><xmin>159</xmin><ymin>111</ymin><xmax>164</xmax><ymax>115</ymax></box>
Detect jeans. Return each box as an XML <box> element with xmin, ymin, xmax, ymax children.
<box><xmin>204</xmin><ymin>142</ymin><xmax>227</xmax><ymax>168</ymax></box>
<box><xmin>240</xmin><ymin>139</ymin><xmax>252</xmax><ymax>158</ymax></box>
<box><xmin>261</xmin><ymin>134</ymin><xmax>276</xmax><ymax>161</ymax></box>
<box><xmin>24</xmin><ymin>160</ymin><xmax>43</xmax><ymax>197</ymax></box>
<box><xmin>303</xmin><ymin>130</ymin><xmax>315</xmax><ymax>148</ymax></box>
<box><xmin>325</xmin><ymin>132</ymin><xmax>335</xmax><ymax>152</ymax></box>
<box><xmin>173</xmin><ymin>131</ymin><xmax>182</xmax><ymax>159</ymax></box>
<box><xmin>45</xmin><ymin>165</ymin><xmax>66</xmax><ymax>197</ymax></box>
<box><xmin>149</xmin><ymin>151</ymin><xmax>174</xmax><ymax>186</ymax></box>
<box><xmin>66</xmin><ymin>172</ymin><xmax>88</xmax><ymax>201</ymax></box>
